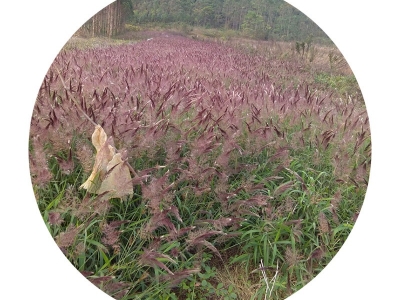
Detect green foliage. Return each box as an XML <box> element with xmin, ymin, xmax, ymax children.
<box><xmin>126</xmin><ymin>0</ymin><xmax>330</xmax><ymax>43</ymax></box>
<box><xmin>314</xmin><ymin>73</ymin><xmax>359</xmax><ymax>96</ymax></box>
<box><xmin>180</xmin><ymin>264</ymin><xmax>238</xmax><ymax>300</ymax></box>
<box><xmin>242</xmin><ymin>10</ymin><xmax>266</xmax><ymax>39</ymax></box>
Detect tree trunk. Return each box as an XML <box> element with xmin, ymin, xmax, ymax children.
<box><xmin>76</xmin><ymin>0</ymin><xmax>124</xmax><ymax>38</ymax></box>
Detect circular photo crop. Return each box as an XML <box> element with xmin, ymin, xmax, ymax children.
<box><xmin>29</xmin><ymin>1</ymin><xmax>371</xmax><ymax>299</ymax></box>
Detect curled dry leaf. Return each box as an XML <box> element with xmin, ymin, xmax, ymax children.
<box><xmin>98</xmin><ymin>153</ymin><xmax>133</xmax><ymax>198</ymax></box>
<box><xmin>80</xmin><ymin>125</ymin><xmax>133</xmax><ymax>198</ymax></box>
<box><xmin>91</xmin><ymin>124</ymin><xmax>108</xmax><ymax>152</ymax></box>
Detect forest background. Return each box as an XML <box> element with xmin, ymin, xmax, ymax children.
<box><xmin>76</xmin><ymin>0</ymin><xmax>330</xmax><ymax>43</ymax></box>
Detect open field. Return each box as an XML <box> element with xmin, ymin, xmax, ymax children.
<box><xmin>30</xmin><ymin>33</ymin><xmax>370</xmax><ymax>299</ymax></box>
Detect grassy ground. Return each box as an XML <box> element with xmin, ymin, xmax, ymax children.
<box><xmin>30</xmin><ymin>30</ymin><xmax>369</xmax><ymax>299</ymax></box>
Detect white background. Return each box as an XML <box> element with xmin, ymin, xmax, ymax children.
<box><xmin>1</xmin><ymin>1</ymin><xmax>399</xmax><ymax>299</ymax></box>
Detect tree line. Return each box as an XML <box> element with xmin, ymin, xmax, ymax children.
<box><xmin>128</xmin><ymin>0</ymin><xmax>329</xmax><ymax>42</ymax></box>
<box><xmin>77</xmin><ymin>0</ymin><xmax>329</xmax><ymax>43</ymax></box>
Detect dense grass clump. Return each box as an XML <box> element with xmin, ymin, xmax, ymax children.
<box><xmin>30</xmin><ymin>34</ymin><xmax>370</xmax><ymax>299</ymax></box>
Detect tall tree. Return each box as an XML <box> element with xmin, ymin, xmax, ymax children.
<box><xmin>77</xmin><ymin>0</ymin><xmax>126</xmax><ymax>37</ymax></box>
